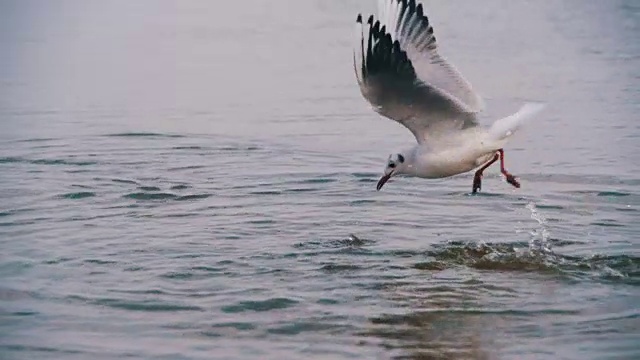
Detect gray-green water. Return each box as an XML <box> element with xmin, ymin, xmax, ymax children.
<box><xmin>1</xmin><ymin>1</ymin><xmax>639</xmax><ymax>359</ymax></box>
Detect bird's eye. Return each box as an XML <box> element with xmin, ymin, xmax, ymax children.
<box><xmin>397</xmin><ymin>154</ymin><xmax>405</xmax><ymax>163</ymax></box>
<box><xmin>388</xmin><ymin>163</ymin><xmax>396</xmax><ymax>168</ymax></box>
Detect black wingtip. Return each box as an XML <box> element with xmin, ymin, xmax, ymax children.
<box><xmin>367</xmin><ymin>15</ymin><xmax>374</xmax><ymax>25</ymax></box>
<box><xmin>356</xmin><ymin>14</ymin><xmax>362</xmax><ymax>23</ymax></box>
<box><xmin>393</xmin><ymin>40</ymin><xmax>401</xmax><ymax>52</ymax></box>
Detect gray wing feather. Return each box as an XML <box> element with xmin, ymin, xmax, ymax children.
<box><xmin>382</xmin><ymin>0</ymin><xmax>484</xmax><ymax>113</ymax></box>
<box><xmin>353</xmin><ymin>2</ymin><xmax>481</xmax><ymax>144</ymax></box>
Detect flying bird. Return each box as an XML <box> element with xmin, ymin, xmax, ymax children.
<box><xmin>353</xmin><ymin>0</ymin><xmax>544</xmax><ymax>193</ymax></box>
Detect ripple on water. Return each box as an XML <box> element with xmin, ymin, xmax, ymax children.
<box><xmin>0</xmin><ymin>208</ymin><xmax>34</xmax><ymax>218</ymax></box>
<box><xmin>168</xmin><ymin>165</ymin><xmax>206</xmax><ymax>171</ymax></box>
<box><xmin>16</xmin><ymin>137</ymin><xmax>58</xmax><ymax>143</ymax></box>
<box><xmin>160</xmin><ymin>266</ymin><xmax>224</xmax><ymax>280</ymax></box>
<box><xmin>175</xmin><ymin>194</ymin><xmax>211</xmax><ymax>201</ymax></box>
<box><xmin>105</xmin><ymin>132</ymin><xmax>184</xmax><ymax>138</ymax></box>
<box><xmin>172</xmin><ymin>146</ymin><xmax>204</xmax><ymax>150</ymax></box>
<box><xmin>298</xmin><ymin>178</ymin><xmax>337</xmax><ymax>184</ymax></box>
<box><xmin>123</xmin><ymin>192</ymin><xmax>177</xmax><ymax>200</ymax></box>
<box><xmin>293</xmin><ymin>234</ymin><xmax>376</xmax><ymax>250</ymax></box>
<box><xmin>67</xmin><ymin>295</ymin><xmax>203</xmax><ymax>312</ymax></box>
<box><xmin>60</xmin><ymin>192</ymin><xmax>96</xmax><ymax>199</ymax></box>
<box><xmin>350</xmin><ymin>172</ymin><xmax>378</xmax><ymax>178</ymax></box>
<box><xmin>0</xmin><ymin>157</ymin><xmax>21</xmax><ymax>164</ymax></box>
<box><xmin>109</xmin><ymin>178</ymin><xmax>139</xmax><ymax>186</ymax></box>
<box><xmin>534</xmin><ymin>204</ymin><xmax>565</xmax><ymax>210</ymax></box>
<box><xmin>567</xmin><ymin>189</ymin><xmax>634</xmax><ymax>198</ymax></box>
<box><xmin>83</xmin><ymin>259</ymin><xmax>118</xmax><ymax>265</ymax></box>
<box><xmin>221</xmin><ymin>298</ymin><xmax>299</xmax><ymax>313</ymax></box>
<box><xmin>0</xmin><ymin>157</ymin><xmax>96</xmax><ymax>166</ymax></box>
<box><xmin>284</xmin><ymin>188</ymin><xmax>320</xmax><ymax>193</ymax></box>
<box><xmin>266</xmin><ymin>320</ymin><xmax>350</xmax><ymax>335</ymax></box>
<box><xmin>137</xmin><ymin>186</ymin><xmax>162</xmax><ymax>192</ymax></box>
<box><xmin>211</xmin><ymin>322</ymin><xmax>256</xmax><ymax>331</ymax></box>
<box><xmin>590</xmin><ymin>220</ymin><xmax>625</xmax><ymax>228</ymax></box>
<box><xmin>596</xmin><ymin>191</ymin><xmax>631</xmax><ymax>197</ymax></box>
<box><xmin>320</xmin><ymin>264</ymin><xmax>365</xmax><ymax>273</ymax></box>
<box><xmin>249</xmin><ymin>190</ymin><xmax>282</xmax><ymax>196</ymax></box>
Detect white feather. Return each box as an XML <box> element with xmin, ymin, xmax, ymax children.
<box><xmin>489</xmin><ymin>103</ymin><xmax>546</xmax><ymax>142</ymax></box>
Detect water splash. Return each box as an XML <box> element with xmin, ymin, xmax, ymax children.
<box><xmin>526</xmin><ymin>202</ymin><xmax>552</xmax><ymax>254</ymax></box>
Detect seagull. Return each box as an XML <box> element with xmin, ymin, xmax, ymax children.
<box><xmin>353</xmin><ymin>0</ymin><xmax>545</xmax><ymax>193</ymax></box>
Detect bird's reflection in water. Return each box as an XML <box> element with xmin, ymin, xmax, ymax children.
<box><xmin>364</xmin><ymin>308</ymin><xmax>503</xmax><ymax>359</ymax></box>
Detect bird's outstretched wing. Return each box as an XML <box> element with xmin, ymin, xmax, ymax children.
<box><xmin>354</xmin><ymin>0</ymin><xmax>483</xmax><ymax>144</ymax></box>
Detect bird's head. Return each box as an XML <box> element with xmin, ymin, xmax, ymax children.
<box><xmin>377</xmin><ymin>152</ymin><xmax>409</xmax><ymax>191</ymax></box>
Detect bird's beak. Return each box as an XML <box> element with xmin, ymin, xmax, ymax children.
<box><xmin>376</xmin><ymin>172</ymin><xmax>392</xmax><ymax>191</ymax></box>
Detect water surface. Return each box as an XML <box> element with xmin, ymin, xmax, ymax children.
<box><xmin>1</xmin><ymin>1</ymin><xmax>639</xmax><ymax>359</ymax></box>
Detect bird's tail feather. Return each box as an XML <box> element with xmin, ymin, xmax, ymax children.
<box><xmin>488</xmin><ymin>102</ymin><xmax>546</xmax><ymax>143</ymax></box>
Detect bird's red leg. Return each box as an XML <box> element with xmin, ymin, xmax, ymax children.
<box><xmin>498</xmin><ymin>149</ymin><xmax>520</xmax><ymax>189</ymax></box>
<box><xmin>472</xmin><ymin>152</ymin><xmax>499</xmax><ymax>193</ymax></box>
